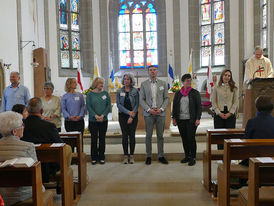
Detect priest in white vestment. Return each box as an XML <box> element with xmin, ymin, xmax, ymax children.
<box><xmin>244</xmin><ymin>46</ymin><xmax>273</xmax><ymax>85</ymax></box>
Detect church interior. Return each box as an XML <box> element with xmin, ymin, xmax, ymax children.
<box><xmin>0</xmin><ymin>0</ymin><xmax>274</xmax><ymax>206</ymax></box>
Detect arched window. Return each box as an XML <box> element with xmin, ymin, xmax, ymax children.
<box><xmin>118</xmin><ymin>0</ymin><xmax>158</xmax><ymax>69</ymax></box>
<box><xmin>59</xmin><ymin>0</ymin><xmax>81</xmax><ymax>69</ymax></box>
<box><xmin>200</xmin><ymin>0</ymin><xmax>225</xmax><ymax>67</ymax></box>
<box><xmin>261</xmin><ymin>0</ymin><xmax>268</xmax><ymax>51</ymax></box>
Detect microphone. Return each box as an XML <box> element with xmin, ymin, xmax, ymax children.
<box><xmin>252</xmin><ymin>67</ymin><xmax>265</xmax><ymax>80</ymax></box>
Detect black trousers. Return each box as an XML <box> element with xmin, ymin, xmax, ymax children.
<box><xmin>89</xmin><ymin>121</ymin><xmax>108</xmax><ymax>161</ymax></box>
<box><xmin>65</xmin><ymin>119</ymin><xmax>85</xmax><ymax>151</ymax></box>
<box><xmin>177</xmin><ymin>119</ymin><xmax>198</xmax><ymax>159</ymax></box>
<box><xmin>214</xmin><ymin>114</ymin><xmax>236</xmax><ymax>149</ymax></box>
<box><xmin>119</xmin><ymin>114</ymin><xmax>138</xmax><ymax>155</ymax></box>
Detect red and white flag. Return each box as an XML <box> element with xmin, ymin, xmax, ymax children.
<box><xmin>206</xmin><ymin>56</ymin><xmax>214</xmax><ymax>99</ymax></box>
<box><xmin>77</xmin><ymin>63</ymin><xmax>84</xmax><ymax>91</ymax></box>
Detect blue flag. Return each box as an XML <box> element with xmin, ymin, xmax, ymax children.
<box><xmin>168</xmin><ymin>64</ymin><xmax>174</xmax><ymax>90</ymax></box>
<box><xmin>110</xmin><ymin>69</ymin><xmax>114</xmax><ymax>82</ymax></box>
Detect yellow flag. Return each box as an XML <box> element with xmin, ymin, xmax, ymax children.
<box><xmin>94</xmin><ymin>53</ymin><xmax>101</xmax><ymax>78</ymax></box>
<box><xmin>188</xmin><ymin>49</ymin><xmax>193</xmax><ymax>87</ymax></box>
<box><xmin>188</xmin><ymin>49</ymin><xmax>193</xmax><ymax>74</ymax></box>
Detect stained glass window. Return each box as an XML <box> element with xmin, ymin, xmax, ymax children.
<box><xmin>200</xmin><ymin>0</ymin><xmax>225</xmax><ymax>67</ymax></box>
<box><xmin>261</xmin><ymin>0</ymin><xmax>268</xmax><ymax>50</ymax></box>
<box><xmin>118</xmin><ymin>0</ymin><xmax>158</xmax><ymax>69</ymax></box>
<box><xmin>59</xmin><ymin>0</ymin><xmax>81</xmax><ymax>69</ymax></box>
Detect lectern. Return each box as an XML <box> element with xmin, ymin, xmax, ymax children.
<box><xmin>242</xmin><ymin>78</ymin><xmax>274</xmax><ymax>128</ymax></box>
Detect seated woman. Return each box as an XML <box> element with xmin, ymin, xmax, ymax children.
<box><xmin>238</xmin><ymin>95</ymin><xmax>274</xmax><ymax>187</ymax></box>
<box><xmin>0</xmin><ymin>111</ymin><xmax>38</xmax><ymax>205</ymax></box>
<box><xmin>244</xmin><ymin>95</ymin><xmax>274</xmax><ymax>139</ymax></box>
<box><xmin>12</xmin><ymin>104</ymin><xmax>28</xmax><ymax>120</ymax></box>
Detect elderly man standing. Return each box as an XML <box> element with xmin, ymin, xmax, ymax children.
<box><xmin>140</xmin><ymin>65</ymin><xmax>170</xmax><ymax>165</ymax></box>
<box><xmin>1</xmin><ymin>72</ymin><xmax>30</xmax><ymax>112</ymax></box>
<box><xmin>244</xmin><ymin>46</ymin><xmax>273</xmax><ymax>85</ymax></box>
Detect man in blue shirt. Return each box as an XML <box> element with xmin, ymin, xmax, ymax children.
<box><xmin>1</xmin><ymin>72</ymin><xmax>30</xmax><ymax>112</ymax></box>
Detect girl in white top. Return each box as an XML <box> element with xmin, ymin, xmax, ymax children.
<box><xmin>212</xmin><ymin>69</ymin><xmax>239</xmax><ymax>149</ymax></box>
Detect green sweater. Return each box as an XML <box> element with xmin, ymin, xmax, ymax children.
<box><xmin>86</xmin><ymin>91</ymin><xmax>111</xmax><ymax>122</ymax></box>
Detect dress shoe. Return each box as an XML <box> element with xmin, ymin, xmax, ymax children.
<box><xmin>180</xmin><ymin>157</ymin><xmax>189</xmax><ymax>164</ymax></box>
<box><xmin>188</xmin><ymin>158</ymin><xmax>196</xmax><ymax>166</ymax></box>
<box><xmin>159</xmin><ymin>157</ymin><xmax>168</xmax><ymax>164</ymax></box>
<box><xmin>145</xmin><ymin>157</ymin><xmax>151</xmax><ymax>165</ymax></box>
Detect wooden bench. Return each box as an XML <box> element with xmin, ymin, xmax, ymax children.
<box><xmin>35</xmin><ymin>144</ymin><xmax>74</xmax><ymax>206</ymax></box>
<box><xmin>239</xmin><ymin>157</ymin><xmax>274</xmax><ymax>206</ymax></box>
<box><xmin>59</xmin><ymin>131</ymin><xmax>87</xmax><ymax>194</ymax></box>
<box><xmin>217</xmin><ymin>139</ymin><xmax>274</xmax><ymax>206</ymax></box>
<box><xmin>0</xmin><ymin>161</ymin><xmax>54</xmax><ymax>206</ymax></box>
<box><xmin>203</xmin><ymin>128</ymin><xmax>245</xmax><ymax>192</ymax></box>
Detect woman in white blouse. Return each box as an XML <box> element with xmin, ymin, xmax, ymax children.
<box><xmin>41</xmin><ymin>82</ymin><xmax>62</xmax><ymax>132</ymax></box>
<box><xmin>212</xmin><ymin>69</ymin><xmax>239</xmax><ymax>149</ymax></box>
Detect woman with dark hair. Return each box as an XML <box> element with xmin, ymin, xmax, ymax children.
<box><xmin>172</xmin><ymin>74</ymin><xmax>202</xmax><ymax>166</ymax></box>
<box><xmin>212</xmin><ymin>69</ymin><xmax>239</xmax><ymax>149</ymax></box>
<box><xmin>245</xmin><ymin>95</ymin><xmax>274</xmax><ymax>139</ymax></box>
<box><xmin>116</xmin><ymin>74</ymin><xmax>139</xmax><ymax>164</ymax></box>
<box><xmin>12</xmin><ymin>104</ymin><xmax>28</xmax><ymax>120</ymax></box>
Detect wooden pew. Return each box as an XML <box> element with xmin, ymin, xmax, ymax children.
<box><xmin>35</xmin><ymin>144</ymin><xmax>74</xmax><ymax>206</ymax></box>
<box><xmin>59</xmin><ymin>131</ymin><xmax>87</xmax><ymax>194</ymax></box>
<box><xmin>0</xmin><ymin>161</ymin><xmax>54</xmax><ymax>206</ymax></box>
<box><xmin>239</xmin><ymin>157</ymin><xmax>274</xmax><ymax>206</ymax></box>
<box><xmin>217</xmin><ymin>139</ymin><xmax>274</xmax><ymax>206</ymax></box>
<box><xmin>203</xmin><ymin>128</ymin><xmax>245</xmax><ymax>192</ymax></box>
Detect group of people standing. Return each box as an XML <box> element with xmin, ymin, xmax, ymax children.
<box><xmin>0</xmin><ymin>64</ymin><xmax>240</xmax><ymax>167</ymax></box>
<box><xmin>1</xmin><ymin>45</ymin><xmax>273</xmax><ymax>167</ymax></box>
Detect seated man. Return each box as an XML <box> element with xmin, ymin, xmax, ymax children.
<box><xmin>22</xmin><ymin>97</ymin><xmax>63</xmax><ymax>144</ymax></box>
<box><xmin>22</xmin><ymin>97</ymin><xmax>71</xmax><ymax>183</ymax></box>
<box><xmin>0</xmin><ymin>111</ymin><xmax>38</xmax><ymax>205</ymax></box>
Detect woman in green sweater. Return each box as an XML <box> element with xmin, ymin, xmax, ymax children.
<box><xmin>86</xmin><ymin>77</ymin><xmax>111</xmax><ymax>165</ymax></box>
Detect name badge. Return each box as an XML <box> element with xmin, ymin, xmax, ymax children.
<box><xmin>74</xmin><ymin>96</ymin><xmax>80</xmax><ymax>101</ymax></box>
<box><xmin>159</xmin><ymin>86</ymin><xmax>164</xmax><ymax>91</ymax></box>
<box><xmin>120</xmin><ymin>92</ymin><xmax>125</xmax><ymax>97</ymax></box>
<box><xmin>102</xmin><ymin>95</ymin><xmax>107</xmax><ymax>100</ymax></box>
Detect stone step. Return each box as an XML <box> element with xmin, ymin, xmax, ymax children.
<box><xmin>83</xmin><ymin>132</ymin><xmax>207</xmax><ymax>144</ymax></box>
<box><xmin>82</xmin><ymin>142</ymin><xmax>214</xmax><ymax>161</ymax></box>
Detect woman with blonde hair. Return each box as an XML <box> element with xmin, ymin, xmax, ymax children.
<box><xmin>61</xmin><ymin>78</ymin><xmax>85</xmax><ymax>135</ymax></box>
<box><xmin>212</xmin><ymin>69</ymin><xmax>239</xmax><ymax>149</ymax></box>
<box><xmin>86</xmin><ymin>77</ymin><xmax>111</xmax><ymax>165</ymax></box>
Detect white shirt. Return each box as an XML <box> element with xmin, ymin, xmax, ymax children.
<box><xmin>150</xmin><ymin>80</ymin><xmax>157</xmax><ymax>108</ymax></box>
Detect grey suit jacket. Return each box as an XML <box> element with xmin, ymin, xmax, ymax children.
<box><xmin>140</xmin><ymin>79</ymin><xmax>170</xmax><ymax>117</ymax></box>
<box><xmin>0</xmin><ymin>136</ymin><xmax>37</xmax><ymax>206</ymax></box>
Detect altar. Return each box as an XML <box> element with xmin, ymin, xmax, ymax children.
<box><xmin>110</xmin><ymin>92</ymin><xmax>175</xmax><ymax>130</ymax></box>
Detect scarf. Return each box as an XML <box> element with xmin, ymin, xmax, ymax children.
<box><xmin>180</xmin><ymin>86</ymin><xmax>192</xmax><ymax>97</ymax></box>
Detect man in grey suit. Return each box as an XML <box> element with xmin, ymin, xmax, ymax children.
<box><xmin>140</xmin><ymin>65</ymin><xmax>170</xmax><ymax>165</ymax></box>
